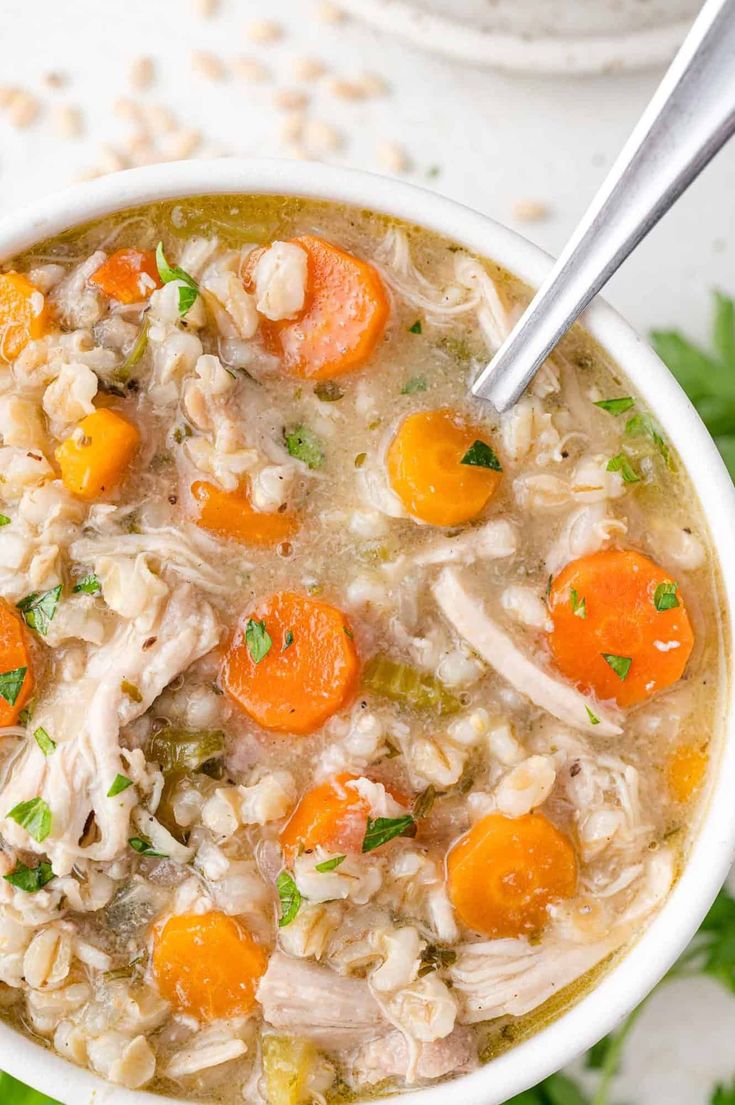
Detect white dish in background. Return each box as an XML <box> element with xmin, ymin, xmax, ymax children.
<box><xmin>0</xmin><ymin>157</ymin><xmax>734</xmax><ymax>1105</ymax></box>
<box><xmin>337</xmin><ymin>0</ymin><xmax>700</xmax><ymax>73</ymax></box>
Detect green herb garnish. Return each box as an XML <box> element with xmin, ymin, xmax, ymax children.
<box><xmin>117</xmin><ymin>318</ymin><xmax>150</xmax><ymax>382</ymax></box>
<box><xmin>601</xmin><ymin>653</ymin><xmax>632</xmax><ymax>681</ymax></box>
<box><xmin>284</xmin><ymin>425</ymin><xmax>325</xmax><ymax>469</ymax></box>
<box><xmin>0</xmin><ymin>514</ymin><xmax>10</xmax><ymax>526</ymax></box>
<box><xmin>606</xmin><ymin>453</ymin><xmax>640</xmax><ymax>484</ymax></box>
<box><xmin>34</xmin><ymin>727</ymin><xmax>55</xmax><ymax>756</ymax></box>
<box><xmin>585</xmin><ymin>705</ymin><xmax>600</xmax><ymax>726</ymax></box>
<box><xmin>570</xmin><ymin>588</ymin><xmax>587</xmax><ymax>618</ymax></box>
<box><xmin>654</xmin><ymin>580</ymin><xmax>680</xmax><ymax>611</ymax></box>
<box><xmin>3</xmin><ymin>860</ymin><xmax>55</xmax><ymax>894</ymax></box>
<box><xmin>7</xmin><ymin>797</ymin><xmax>52</xmax><ymax>843</ymax></box>
<box><xmin>314</xmin><ymin>855</ymin><xmax>346</xmax><ymax>872</ymax></box>
<box><xmin>107</xmin><ymin>774</ymin><xmax>134</xmax><ymax>797</ymax></box>
<box><xmin>400</xmin><ymin>376</ymin><xmax>427</xmax><ymax>395</ymax></box>
<box><xmin>246</xmin><ymin>618</ymin><xmax>272</xmax><ymax>664</ymax></box>
<box><xmin>128</xmin><ymin>835</ymin><xmax>167</xmax><ymax>858</ymax></box>
<box><xmin>594</xmin><ymin>397</ymin><xmax>635</xmax><ymax>416</ymax></box>
<box><xmin>73</xmin><ymin>573</ymin><xmax>101</xmax><ymax>594</ymax></box>
<box><xmin>418</xmin><ymin>944</ymin><xmax>457</xmax><ymax>977</ymax></box>
<box><xmin>155</xmin><ymin>241</ymin><xmax>199</xmax><ymax>316</ymax></box>
<box><xmin>412</xmin><ymin>785</ymin><xmax>437</xmax><ymax>820</ymax></box>
<box><xmin>362</xmin><ymin>814</ymin><xmax>416</xmax><ymax>853</ymax></box>
<box><xmin>17</xmin><ymin>585</ymin><xmax>62</xmax><ymax>636</ymax></box>
<box><xmin>0</xmin><ymin>666</ymin><xmax>28</xmax><ymax>706</ymax></box>
<box><xmin>625</xmin><ymin>412</ymin><xmax>671</xmax><ymax>464</ymax></box>
<box><xmin>282</xmin><ymin>630</ymin><xmax>294</xmax><ymax>651</ymax></box>
<box><xmin>408</xmin><ymin>319</ymin><xmax>422</xmax><ymax>334</ymax></box>
<box><xmin>276</xmin><ymin>871</ymin><xmax>301</xmax><ymax>927</ymax></box>
<box><xmin>460</xmin><ymin>439</ymin><xmax>502</xmax><ymax>471</ymax></box>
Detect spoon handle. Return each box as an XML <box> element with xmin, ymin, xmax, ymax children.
<box><xmin>472</xmin><ymin>0</ymin><xmax>735</xmax><ymax>413</ymax></box>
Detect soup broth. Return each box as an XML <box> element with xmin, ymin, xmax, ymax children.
<box><xmin>0</xmin><ymin>195</ymin><xmax>724</xmax><ymax>1104</ymax></box>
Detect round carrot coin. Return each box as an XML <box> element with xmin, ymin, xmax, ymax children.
<box><xmin>548</xmin><ymin>549</ymin><xmax>694</xmax><ymax>708</ymax></box>
<box><xmin>279</xmin><ymin>773</ymin><xmax>370</xmax><ymax>858</ymax></box>
<box><xmin>447</xmin><ymin>812</ymin><xmax>577</xmax><ymax>938</ymax></box>
<box><xmin>264</xmin><ymin>235</ymin><xmax>389</xmax><ymax>380</ymax></box>
<box><xmin>192</xmin><ymin>481</ymin><xmax>299</xmax><ymax>546</ymax></box>
<box><xmin>152</xmin><ymin>911</ymin><xmax>268</xmax><ymax>1021</ymax></box>
<box><xmin>387</xmin><ymin>408</ymin><xmax>502</xmax><ymax>526</ymax></box>
<box><xmin>0</xmin><ymin>599</ymin><xmax>34</xmax><ymax>726</ymax></box>
<box><xmin>221</xmin><ymin>592</ymin><xmax>359</xmax><ymax>734</ymax></box>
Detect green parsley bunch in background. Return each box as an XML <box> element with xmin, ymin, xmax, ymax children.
<box><xmin>3</xmin><ymin>297</ymin><xmax>735</xmax><ymax>1105</ymax></box>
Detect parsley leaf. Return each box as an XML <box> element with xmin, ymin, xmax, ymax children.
<box><xmin>17</xmin><ymin>585</ymin><xmax>62</xmax><ymax>636</ymax></box>
<box><xmin>626</xmin><ymin>412</ymin><xmax>671</xmax><ymax>464</ymax></box>
<box><xmin>594</xmin><ymin>397</ymin><xmax>635</xmax><ymax>416</ymax></box>
<box><xmin>570</xmin><ymin>588</ymin><xmax>587</xmax><ymax>618</ymax></box>
<box><xmin>401</xmin><ymin>376</ymin><xmax>427</xmax><ymax>394</ymax></box>
<box><xmin>155</xmin><ymin>241</ymin><xmax>199</xmax><ymax>316</ymax></box>
<box><xmin>282</xmin><ymin>629</ymin><xmax>294</xmax><ymax>651</ymax></box>
<box><xmin>284</xmin><ymin>425</ymin><xmax>325</xmax><ymax>469</ymax></box>
<box><xmin>362</xmin><ymin>814</ymin><xmax>416</xmax><ymax>853</ymax></box>
<box><xmin>314</xmin><ymin>855</ymin><xmax>346</xmax><ymax>872</ymax></box>
<box><xmin>73</xmin><ymin>573</ymin><xmax>101</xmax><ymax>595</ymax></box>
<box><xmin>418</xmin><ymin>943</ymin><xmax>457</xmax><ymax>976</ymax></box>
<box><xmin>0</xmin><ymin>514</ymin><xmax>10</xmax><ymax>526</ymax></box>
<box><xmin>585</xmin><ymin>705</ymin><xmax>600</xmax><ymax>726</ymax></box>
<box><xmin>128</xmin><ymin>835</ymin><xmax>167</xmax><ymax>858</ymax></box>
<box><xmin>606</xmin><ymin>453</ymin><xmax>640</xmax><ymax>484</ymax></box>
<box><xmin>107</xmin><ymin>774</ymin><xmax>133</xmax><ymax>797</ymax></box>
<box><xmin>601</xmin><ymin>653</ymin><xmax>632</xmax><ymax>681</ymax></box>
<box><xmin>33</xmin><ymin>727</ymin><xmax>55</xmax><ymax>756</ymax></box>
<box><xmin>408</xmin><ymin>319</ymin><xmax>422</xmax><ymax>334</ymax></box>
<box><xmin>651</xmin><ymin>293</ymin><xmax>735</xmax><ymax>476</ymax></box>
<box><xmin>3</xmin><ymin>860</ymin><xmax>55</xmax><ymax>894</ymax></box>
<box><xmin>0</xmin><ymin>666</ymin><xmax>28</xmax><ymax>706</ymax></box>
<box><xmin>7</xmin><ymin>797</ymin><xmax>52</xmax><ymax>843</ymax></box>
<box><xmin>246</xmin><ymin>618</ymin><xmax>272</xmax><ymax>664</ymax></box>
<box><xmin>460</xmin><ymin>439</ymin><xmax>502</xmax><ymax>471</ymax></box>
<box><xmin>277</xmin><ymin>871</ymin><xmax>301</xmax><ymax>927</ymax></box>
<box><xmin>654</xmin><ymin>580</ymin><xmax>680</xmax><ymax>611</ymax></box>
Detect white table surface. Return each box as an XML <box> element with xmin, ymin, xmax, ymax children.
<box><xmin>1</xmin><ymin>2</ymin><xmax>735</xmax><ymax>1102</ymax></box>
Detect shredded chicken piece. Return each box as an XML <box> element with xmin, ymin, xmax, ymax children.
<box><xmin>432</xmin><ymin>567</ymin><xmax>622</xmax><ymax>736</ymax></box>
<box><xmin>386</xmin><ymin>518</ymin><xmax>517</xmax><ymax>579</ymax></box>
<box><xmin>0</xmin><ymin>585</ymin><xmax>220</xmax><ymax>875</ymax></box>
<box><xmin>350</xmin><ymin>1024</ymin><xmax>476</xmax><ymax>1086</ymax></box>
<box><xmin>257</xmin><ymin>952</ymin><xmax>387</xmax><ymax>1047</ymax></box>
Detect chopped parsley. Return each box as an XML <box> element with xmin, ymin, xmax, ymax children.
<box><xmin>400</xmin><ymin>376</ymin><xmax>427</xmax><ymax>395</ymax></box>
<box><xmin>593</xmin><ymin>396</ymin><xmax>635</xmax><ymax>416</ymax></box>
<box><xmin>155</xmin><ymin>241</ymin><xmax>199</xmax><ymax>316</ymax></box>
<box><xmin>128</xmin><ymin>835</ymin><xmax>167</xmax><ymax>858</ymax></box>
<box><xmin>314</xmin><ymin>855</ymin><xmax>346</xmax><ymax>873</ymax></box>
<box><xmin>284</xmin><ymin>425</ymin><xmax>325</xmax><ymax>469</ymax></box>
<box><xmin>570</xmin><ymin>588</ymin><xmax>587</xmax><ymax>618</ymax></box>
<box><xmin>625</xmin><ymin>412</ymin><xmax>671</xmax><ymax>464</ymax></box>
<box><xmin>585</xmin><ymin>705</ymin><xmax>600</xmax><ymax>726</ymax></box>
<box><xmin>3</xmin><ymin>860</ymin><xmax>55</xmax><ymax>893</ymax></box>
<box><xmin>418</xmin><ymin>944</ymin><xmax>457</xmax><ymax>976</ymax></box>
<box><xmin>654</xmin><ymin>580</ymin><xmax>680</xmax><ymax>611</ymax></box>
<box><xmin>408</xmin><ymin>319</ymin><xmax>423</xmax><ymax>334</ymax></box>
<box><xmin>107</xmin><ymin>774</ymin><xmax>134</xmax><ymax>797</ymax></box>
<box><xmin>412</xmin><ymin>785</ymin><xmax>437</xmax><ymax>820</ymax></box>
<box><xmin>460</xmin><ymin>440</ymin><xmax>502</xmax><ymax>471</ymax></box>
<box><xmin>276</xmin><ymin>871</ymin><xmax>301</xmax><ymax>927</ymax></box>
<box><xmin>246</xmin><ymin>618</ymin><xmax>272</xmax><ymax>664</ymax></box>
<box><xmin>0</xmin><ymin>666</ymin><xmax>27</xmax><ymax>706</ymax></box>
<box><xmin>17</xmin><ymin>585</ymin><xmax>62</xmax><ymax>636</ymax></box>
<box><xmin>606</xmin><ymin>453</ymin><xmax>640</xmax><ymax>484</ymax></box>
<box><xmin>33</xmin><ymin>727</ymin><xmax>55</xmax><ymax>756</ymax></box>
<box><xmin>362</xmin><ymin>814</ymin><xmax>416</xmax><ymax>853</ymax></box>
<box><xmin>282</xmin><ymin>629</ymin><xmax>294</xmax><ymax>651</ymax></box>
<box><xmin>7</xmin><ymin>797</ymin><xmax>52</xmax><ymax>843</ymax></box>
<box><xmin>0</xmin><ymin>514</ymin><xmax>10</xmax><ymax>526</ymax></box>
<box><xmin>601</xmin><ymin>653</ymin><xmax>632</xmax><ymax>681</ymax></box>
<box><xmin>73</xmin><ymin>573</ymin><xmax>101</xmax><ymax>595</ymax></box>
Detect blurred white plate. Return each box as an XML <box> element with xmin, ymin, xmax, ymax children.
<box><xmin>338</xmin><ymin>0</ymin><xmax>700</xmax><ymax>73</ymax></box>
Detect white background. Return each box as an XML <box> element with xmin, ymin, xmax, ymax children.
<box><xmin>1</xmin><ymin>2</ymin><xmax>734</xmax><ymax>1102</ymax></box>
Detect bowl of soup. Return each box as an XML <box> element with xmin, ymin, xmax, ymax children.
<box><xmin>0</xmin><ymin>159</ymin><xmax>733</xmax><ymax>1105</ymax></box>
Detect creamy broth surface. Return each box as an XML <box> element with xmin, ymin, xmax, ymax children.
<box><xmin>0</xmin><ymin>196</ymin><xmax>725</xmax><ymax>1103</ymax></box>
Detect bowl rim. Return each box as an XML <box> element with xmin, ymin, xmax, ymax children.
<box><xmin>0</xmin><ymin>157</ymin><xmax>734</xmax><ymax>1105</ymax></box>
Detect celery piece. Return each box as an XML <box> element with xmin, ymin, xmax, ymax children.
<box><xmin>262</xmin><ymin>1036</ymin><xmax>316</xmax><ymax>1105</ymax></box>
<box><xmin>146</xmin><ymin>727</ymin><xmax>225</xmax><ymax>776</ymax></box>
<box><xmin>116</xmin><ymin>318</ymin><xmax>149</xmax><ymax>382</ymax></box>
<box><xmin>362</xmin><ymin>654</ymin><xmax>461</xmax><ymax>715</ymax></box>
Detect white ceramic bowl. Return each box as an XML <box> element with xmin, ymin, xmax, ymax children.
<box><xmin>0</xmin><ymin>158</ymin><xmax>734</xmax><ymax>1105</ymax></box>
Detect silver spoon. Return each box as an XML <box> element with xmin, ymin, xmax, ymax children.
<box><xmin>472</xmin><ymin>0</ymin><xmax>735</xmax><ymax>413</ymax></box>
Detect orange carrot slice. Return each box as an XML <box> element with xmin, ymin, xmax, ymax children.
<box><xmin>548</xmin><ymin>549</ymin><xmax>694</xmax><ymax>707</ymax></box>
<box><xmin>89</xmin><ymin>249</ymin><xmax>161</xmax><ymax>304</ymax></box>
<box><xmin>0</xmin><ymin>272</ymin><xmax>51</xmax><ymax>361</ymax></box>
<box><xmin>263</xmin><ymin>235</ymin><xmax>389</xmax><ymax>380</ymax></box>
<box><xmin>221</xmin><ymin>592</ymin><xmax>359</xmax><ymax>735</ymax></box>
<box><xmin>55</xmin><ymin>408</ymin><xmax>140</xmax><ymax>500</ymax></box>
<box><xmin>0</xmin><ymin>599</ymin><xmax>34</xmax><ymax>726</ymax></box>
<box><xmin>192</xmin><ymin>480</ymin><xmax>298</xmax><ymax>546</ymax></box>
<box><xmin>387</xmin><ymin>408</ymin><xmax>502</xmax><ymax>526</ymax></box>
<box><xmin>152</xmin><ymin>911</ymin><xmax>268</xmax><ymax>1021</ymax></box>
<box><xmin>667</xmin><ymin>743</ymin><xmax>708</xmax><ymax>803</ymax></box>
<box><xmin>447</xmin><ymin>812</ymin><xmax>577</xmax><ymax>938</ymax></box>
<box><xmin>280</xmin><ymin>773</ymin><xmax>370</xmax><ymax>858</ymax></box>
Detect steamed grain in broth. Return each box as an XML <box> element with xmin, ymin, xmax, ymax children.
<box><xmin>0</xmin><ymin>195</ymin><xmax>724</xmax><ymax>1102</ymax></box>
